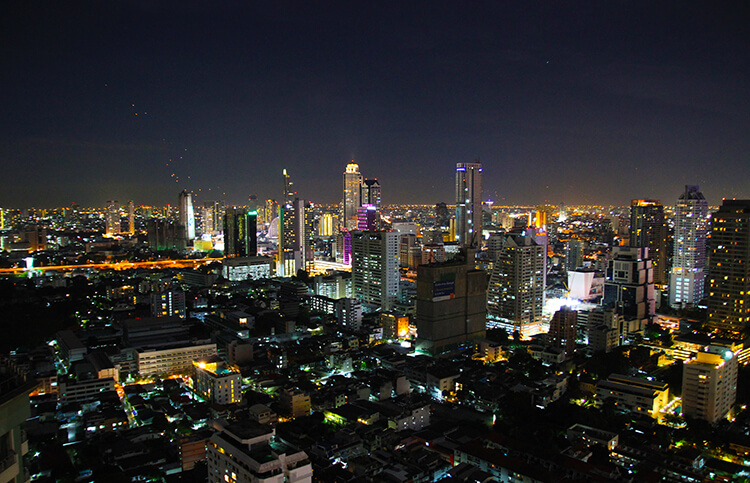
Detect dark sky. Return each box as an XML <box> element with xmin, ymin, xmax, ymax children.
<box><xmin>2</xmin><ymin>1</ymin><xmax>748</xmax><ymax>208</ymax></box>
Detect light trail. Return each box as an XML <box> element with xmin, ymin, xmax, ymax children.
<box><xmin>0</xmin><ymin>258</ymin><xmax>224</xmax><ymax>275</ymax></box>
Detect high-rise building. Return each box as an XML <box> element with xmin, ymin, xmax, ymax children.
<box><xmin>201</xmin><ymin>200</ymin><xmax>224</xmax><ymax>235</ymax></box>
<box><xmin>224</xmin><ymin>207</ymin><xmax>257</xmax><ymax>258</ymax></box>
<box><xmin>361</xmin><ymin>178</ymin><xmax>381</xmax><ymax>207</ymax></box>
<box><xmin>415</xmin><ymin>248</ymin><xmax>486</xmax><ymax>356</ymax></box>
<box><xmin>127</xmin><ymin>200</ymin><xmax>135</xmax><ymax>236</ymax></box>
<box><xmin>682</xmin><ymin>346</ymin><xmax>738</xmax><ymax>424</ymax></box>
<box><xmin>669</xmin><ymin>186</ymin><xmax>708</xmax><ymax>308</ymax></box>
<box><xmin>318</xmin><ymin>213</ymin><xmax>334</xmax><ymax>237</ymax></box>
<box><xmin>278</xmin><ymin>199</ymin><xmax>313</xmax><ymax>276</ymax></box>
<box><xmin>630</xmin><ymin>199</ymin><xmax>668</xmax><ymax>285</ymax></box>
<box><xmin>0</xmin><ymin>361</ymin><xmax>36</xmax><ymax>483</ymax></box>
<box><xmin>342</xmin><ymin>162</ymin><xmax>363</xmax><ymax>231</ymax></box>
<box><xmin>706</xmin><ymin>199</ymin><xmax>750</xmax><ymax>332</ymax></box>
<box><xmin>151</xmin><ymin>289</ymin><xmax>187</xmax><ymax>318</ymax></box>
<box><xmin>351</xmin><ymin>230</ymin><xmax>399</xmax><ymax>311</ymax></box>
<box><xmin>455</xmin><ymin>162</ymin><xmax>483</xmax><ymax>247</ymax></box>
<box><xmin>486</xmin><ymin>233</ymin><xmax>546</xmax><ymax>339</ymax></box>
<box><xmin>435</xmin><ymin>202</ymin><xmax>450</xmax><ymax>227</ymax></box>
<box><xmin>283</xmin><ymin>168</ymin><xmax>295</xmax><ymax>204</ymax></box>
<box><xmin>565</xmin><ymin>239</ymin><xmax>584</xmax><ymax>272</ymax></box>
<box><xmin>178</xmin><ymin>190</ymin><xmax>196</xmax><ymax>241</ymax></box>
<box><xmin>105</xmin><ymin>200</ymin><xmax>120</xmax><ymax>236</ymax></box>
<box><xmin>602</xmin><ymin>246</ymin><xmax>655</xmax><ymax>331</ymax></box>
<box><xmin>548</xmin><ymin>306</ymin><xmax>577</xmax><ymax>359</ymax></box>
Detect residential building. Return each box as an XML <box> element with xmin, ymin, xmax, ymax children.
<box><xmin>455</xmin><ymin>162</ymin><xmax>483</xmax><ymax>247</ymax></box>
<box><xmin>682</xmin><ymin>347</ymin><xmax>738</xmax><ymax>423</ymax></box>
<box><xmin>351</xmin><ymin>230</ymin><xmax>399</xmax><ymax>311</ymax></box>
<box><xmin>630</xmin><ymin>199</ymin><xmax>668</xmax><ymax>285</ymax></box>
<box><xmin>192</xmin><ymin>359</ymin><xmax>242</xmax><ymax>406</ymax></box>
<box><xmin>669</xmin><ymin>185</ymin><xmax>708</xmax><ymax>308</ymax></box>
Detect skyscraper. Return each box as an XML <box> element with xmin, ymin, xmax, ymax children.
<box><xmin>630</xmin><ymin>199</ymin><xmax>668</xmax><ymax>285</ymax></box>
<box><xmin>565</xmin><ymin>239</ymin><xmax>584</xmax><ymax>272</ymax></box>
<box><xmin>602</xmin><ymin>246</ymin><xmax>655</xmax><ymax>331</ymax></box>
<box><xmin>351</xmin><ymin>230</ymin><xmax>399</xmax><ymax>311</ymax></box>
<box><xmin>361</xmin><ymin>178</ymin><xmax>381</xmax><ymax>207</ymax></box>
<box><xmin>105</xmin><ymin>200</ymin><xmax>120</xmax><ymax>236</ymax></box>
<box><xmin>455</xmin><ymin>162</ymin><xmax>483</xmax><ymax>247</ymax></box>
<box><xmin>127</xmin><ymin>201</ymin><xmax>135</xmax><ymax>236</ymax></box>
<box><xmin>224</xmin><ymin>207</ymin><xmax>257</xmax><ymax>258</ymax></box>
<box><xmin>283</xmin><ymin>168</ymin><xmax>295</xmax><ymax>204</ymax></box>
<box><xmin>486</xmin><ymin>233</ymin><xmax>545</xmax><ymax>339</ymax></box>
<box><xmin>416</xmin><ymin>248</ymin><xmax>486</xmax><ymax>356</ymax></box>
<box><xmin>342</xmin><ymin>162</ymin><xmax>363</xmax><ymax>231</ymax></box>
<box><xmin>669</xmin><ymin>186</ymin><xmax>708</xmax><ymax>308</ymax></box>
<box><xmin>178</xmin><ymin>190</ymin><xmax>196</xmax><ymax>241</ymax></box>
<box><xmin>706</xmin><ymin>199</ymin><xmax>750</xmax><ymax>332</ymax></box>
<box><xmin>278</xmin><ymin>199</ymin><xmax>313</xmax><ymax>276</ymax></box>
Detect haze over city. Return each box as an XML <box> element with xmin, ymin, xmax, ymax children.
<box><xmin>2</xmin><ymin>1</ymin><xmax>748</xmax><ymax>207</ymax></box>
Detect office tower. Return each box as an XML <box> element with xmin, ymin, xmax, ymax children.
<box><xmin>178</xmin><ymin>189</ymin><xmax>196</xmax><ymax>241</ymax></box>
<box><xmin>361</xmin><ymin>178</ymin><xmax>381</xmax><ymax>207</ymax></box>
<box><xmin>151</xmin><ymin>289</ymin><xmax>186</xmax><ymax>318</ymax></box>
<box><xmin>558</xmin><ymin>202</ymin><xmax>568</xmax><ymax>222</ymax></box>
<box><xmin>224</xmin><ymin>207</ymin><xmax>257</xmax><ymax>258</ymax></box>
<box><xmin>416</xmin><ymin>248</ymin><xmax>486</xmax><ymax>356</ymax></box>
<box><xmin>707</xmin><ymin>199</ymin><xmax>750</xmax><ymax>332</ymax></box>
<box><xmin>399</xmin><ymin>234</ymin><xmax>419</xmax><ymax>268</ymax></box>
<box><xmin>669</xmin><ymin>186</ymin><xmax>708</xmax><ymax>308</ymax></box>
<box><xmin>342</xmin><ymin>161</ymin><xmax>363</xmax><ymax>230</ymax></box>
<box><xmin>486</xmin><ymin>232</ymin><xmax>506</xmax><ymax>265</ymax></box>
<box><xmin>351</xmin><ymin>230</ymin><xmax>399</xmax><ymax>311</ymax></box>
<box><xmin>455</xmin><ymin>162</ymin><xmax>483</xmax><ymax>247</ymax></box>
<box><xmin>487</xmin><ymin>233</ymin><xmax>545</xmax><ymax>339</ymax></box>
<box><xmin>602</xmin><ymin>246</ymin><xmax>655</xmax><ymax>332</ymax></box>
<box><xmin>357</xmin><ymin>204</ymin><xmax>377</xmax><ymax>231</ymax></box>
<box><xmin>566</xmin><ymin>239</ymin><xmax>584</xmax><ymax>272</ymax></box>
<box><xmin>682</xmin><ymin>346</ymin><xmax>738</xmax><ymax>423</ymax></box>
<box><xmin>283</xmin><ymin>168</ymin><xmax>295</xmax><ymax>204</ymax></box>
<box><xmin>201</xmin><ymin>200</ymin><xmax>218</xmax><ymax>235</ymax></box>
<box><xmin>105</xmin><ymin>200</ymin><xmax>120</xmax><ymax>236</ymax></box>
<box><xmin>127</xmin><ymin>200</ymin><xmax>135</xmax><ymax>236</ymax></box>
<box><xmin>260</xmin><ymin>199</ymin><xmax>278</xmax><ymax>226</ymax></box>
<box><xmin>548</xmin><ymin>306</ymin><xmax>577</xmax><ymax>359</ymax></box>
<box><xmin>630</xmin><ymin>199</ymin><xmax>668</xmax><ymax>285</ymax></box>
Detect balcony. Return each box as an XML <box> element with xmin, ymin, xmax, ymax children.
<box><xmin>0</xmin><ymin>450</ymin><xmax>19</xmax><ymax>482</ymax></box>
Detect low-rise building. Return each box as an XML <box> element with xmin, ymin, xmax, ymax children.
<box><xmin>595</xmin><ymin>374</ymin><xmax>669</xmax><ymax>419</ymax></box>
<box><xmin>193</xmin><ymin>359</ymin><xmax>242</xmax><ymax>406</ymax></box>
<box><xmin>137</xmin><ymin>343</ymin><xmax>217</xmax><ymax>378</ymax></box>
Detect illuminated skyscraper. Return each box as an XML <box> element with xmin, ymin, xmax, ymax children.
<box><xmin>178</xmin><ymin>190</ymin><xmax>195</xmax><ymax>241</ymax></box>
<box><xmin>455</xmin><ymin>162</ymin><xmax>482</xmax><ymax>247</ymax></box>
<box><xmin>127</xmin><ymin>201</ymin><xmax>135</xmax><ymax>236</ymax></box>
<box><xmin>351</xmin><ymin>230</ymin><xmax>399</xmax><ymax>311</ymax></box>
<box><xmin>669</xmin><ymin>186</ymin><xmax>708</xmax><ymax>308</ymax></box>
<box><xmin>224</xmin><ymin>207</ymin><xmax>257</xmax><ymax>258</ymax></box>
<box><xmin>486</xmin><ymin>233</ymin><xmax>545</xmax><ymax>339</ymax></box>
<box><xmin>549</xmin><ymin>306</ymin><xmax>577</xmax><ymax>359</ymax></box>
<box><xmin>105</xmin><ymin>200</ymin><xmax>120</xmax><ymax>236</ymax></box>
<box><xmin>357</xmin><ymin>205</ymin><xmax>377</xmax><ymax>231</ymax></box>
<box><xmin>342</xmin><ymin>162</ymin><xmax>363</xmax><ymax>231</ymax></box>
<box><xmin>283</xmin><ymin>169</ymin><xmax>295</xmax><ymax>204</ymax></box>
<box><xmin>630</xmin><ymin>199</ymin><xmax>667</xmax><ymax>285</ymax></box>
<box><xmin>361</xmin><ymin>178</ymin><xmax>381</xmax><ymax>208</ymax></box>
<box><xmin>278</xmin><ymin>199</ymin><xmax>313</xmax><ymax>276</ymax></box>
<box><xmin>706</xmin><ymin>199</ymin><xmax>750</xmax><ymax>332</ymax></box>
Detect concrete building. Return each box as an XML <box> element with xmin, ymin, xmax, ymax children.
<box><xmin>105</xmin><ymin>200</ymin><xmax>120</xmax><ymax>236</ymax></box>
<box><xmin>706</xmin><ymin>199</ymin><xmax>750</xmax><ymax>332</ymax></box>
<box><xmin>596</xmin><ymin>374</ymin><xmax>669</xmax><ymax>419</ymax></box>
<box><xmin>206</xmin><ymin>422</ymin><xmax>312</xmax><ymax>483</ymax></box>
<box><xmin>280</xmin><ymin>387</ymin><xmax>311</xmax><ymax>418</ymax></box>
<box><xmin>548</xmin><ymin>306</ymin><xmax>577</xmax><ymax>359</ymax></box>
<box><xmin>192</xmin><ymin>359</ymin><xmax>242</xmax><ymax>406</ymax></box>
<box><xmin>669</xmin><ymin>186</ymin><xmax>708</xmax><ymax>308</ymax></box>
<box><xmin>486</xmin><ymin>234</ymin><xmax>545</xmax><ymax>339</ymax></box>
<box><xmin>565</xmin><ymin>239</ymin><xmax>584</xmax><ymax>272</ymax></box>
<box><xmin>222</xmin><ymin>256</ymin><xmax>272</xmax><ymax>281</ymax></box>
<box><xmin>179</xmin><ymin>189</ymin><xmax>196</xmax><ymax>242</ymax></box>
<box><xmin>150</xmin><ymin>289</ymin><xmax>186</xmax><ymax>318</ymax></box>
<box><xmin>224</xmin><ymin>207</ymin><xmax>257</xmax><ymax>258</ymax></box>
<box><xmin>416</xmin><ymin>248</ymin><xmax>486</xmax><ymax>356</ymax></box>
<box><xmin>351</xmin><ymin>230</ymin><xmax>399</xmax><ymax>311</ymax></box>
<box><xmin>682</xmin><ymin>348</ymin><xmax>738</xmax><ymax>424</ymax></box>
<box><xmin>136</xmin><ymin>344</ymin><xmax>217</xmax><ymax>378</ymax></box>
<box><xmin>0</xmin><ymin>364</ymin><xmax>36</xmax><ymax>483</ymax></box>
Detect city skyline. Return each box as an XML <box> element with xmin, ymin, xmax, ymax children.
<box><xmin>2</xmin><ymin>2</ymin><xmax>748</xmax><ymax>208</ymax></box>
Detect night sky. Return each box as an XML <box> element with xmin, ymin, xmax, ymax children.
<box><xmin>2</xmin><ymin>1</ymin><xmax>748</xmax><ymax>208</ymax></box>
